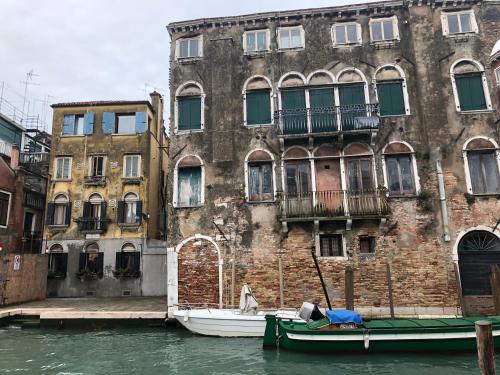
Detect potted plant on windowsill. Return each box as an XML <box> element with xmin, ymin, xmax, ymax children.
<box><xmin>76</xmin><ymin>269</ymin><xmax>101</xmax><ymax>280</ymax></box>
<box><xmin>47</xmin><ymin>270</ymin><xmax>66</xmax><ymax>280</ymax></box>
<box><xmin>113</xmin><ymin>268</ymin><xmax>141</xmax><ymax>278</ymax></box>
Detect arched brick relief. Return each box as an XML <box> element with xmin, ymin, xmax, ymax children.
<box><xmin>177</xmin><ymin>238</ymin><xmax>220</xmax><ymax>308</ymax></box>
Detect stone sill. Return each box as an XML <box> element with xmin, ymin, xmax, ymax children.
<box><xmin>277</xmin><ymin>47</ymin><xmax>304</xmax><ymax>53</ymax></box>
<box><xmin>176</xmin><ymin>57</ymin><xmax>202</xmax><ymax>64</ymax></box>
<box><xmin>118</xmin><ymin>224</ymin><xmax>141</xmax><ymax>230</ymax></box>
<box><xmin>47</xmin><ymin>225</ymin><xmax>69</xmax><ymax>231</ymax></box>
<box><xmin>332</xmin><ymin>43</ymin><xmax>361</xmax><ymax>49</ymax></box>
<box><xmin>175</xmin><ymin>129</ymin><xmax>204</xmax><ymax>135</ymax></box>
<box><xmin>244</xmin><ymin>51</ymin><xmax>270</xmax><ymax>58</ymax></box>
<box><xmin>458</xmin><ymin>109</ymin><xmax>493</xmax><ymax>115</ymax></box>
<box><xmin>122</xmin><ymin>177</ymin><xmax>143</xmax><ymax>185</ymax></box>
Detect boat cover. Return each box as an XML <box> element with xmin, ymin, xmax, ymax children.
<box><xmin>326</xmin><ymin>309</ymin><xmax>363</xmax><ymax>325</ymax></box>
<box><xmin>239</xmin><ymin>285</ymin><xmax>258</xmax><ymax>313</ymax></box>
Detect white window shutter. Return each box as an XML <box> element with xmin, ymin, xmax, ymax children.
<box><xmin>266</xmin><ymin>29</ymin><xmax>271</xmax><ymax>51</ymax></box>
<box><xmin>242</xmin><ymin>32</ymin><xmax>247</xmax><ymax>52</ymax></box>
<box><xmin>470</xmin><ymin>11</ymin><xmax>479</xmax><ymax>33</ymax></box>
<box><xmin>393</xmin><ymin>16</ymin><xmax>400</xmax><ymax>40</ymax></box>
<box><xmin>301</xmin><ymin>27</ymin><xmax>305</xmax><ymax>48</ymax></box>
<box><xmin>357</xmin><ymin>23</ymin><xmax>362</xmax><ymax>44</ymax></box>
<box><xmin>198</xmin><ymin>35</ymin><xmax>203</xmax><ymax>57</ymax></box>
<box><xmin>441</xmin><ymin>13</ymin><xmax>449</xmax><ymax>36</ymax></box>
<box><xmin>174</xmin><ymin>40</ymin><xmax>179</xmax><ymax>60</ymax></box>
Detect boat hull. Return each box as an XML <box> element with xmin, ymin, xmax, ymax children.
<box><xmin>264</xmin><ymin>315</ymin><xmax>500</xmax><ymax>352</ymax></box>
<box><xmin>174</xmin><ymin>309</ymin><xmax>296</xmax><ymax>337</ymax></box>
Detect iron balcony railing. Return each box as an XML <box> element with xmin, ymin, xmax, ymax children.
<box><xmin>76</xmin><ymin>217</ymin><xmax>108</xmax><ymax>232</ymax></box>
<box><xmin>19</xmin><ymin>152</ymin><xmax>50</xmax><ymax>164</ymax></box>
<box><xmin>280</xmin><ymin>189</ymin><xmax>389</xmax><ymax>219</ymax></box>
<box><xmin>84</xmin><ymin>175</ymin><xmax>106</xmax><ymax>186</ymax></box>
<box><xmin>275</xmin><ymin>103</ymin><xmax>380</xmax><ymax>136</ymax></box>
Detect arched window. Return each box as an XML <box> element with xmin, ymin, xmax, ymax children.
<box><xmin>118</xmin><ymin>192</ymin><xmax>142</xmax><ymax>225</ymax></box>
<box><xmin>343</xmin><ymin>143</ymin><xmax>375</xmax><ymax>193</ymax></box>
<box><xmin>278</xmin><ymin>72</ymin><xmax>308</xmax><ymax>135</ymax></box>
<box><xmin>47</xmin><ymin>193</ymin><xmax>70</xmax><ymax>226</ymax></box>
<box><xmin>174</xmin><ymin>155</ymin><xmax>204</xmax><ymax>208</ymax></box>
<box><xmin>463</xmin><ymin>137</ymin><xmax>500</xmax><ymax>195</ymax></box>
<box><xmin>307</xmin><ymin>71</ymin><xmax>336</xmax><ymax>133</ymax></box>
<box><xmin>175</xmin><ymin>81</ymin><xmax>205</xmax><ymax>132</ymax></box>
<box><xmin>243</xmin><ymin>76</ymin><xmax>273</xmax><ymax>126</ymax></box>
<box><xmin>48</xmin><ymin>244</ymin><xmax>67</xmax><ymax>278</ymax></box>
<box><xmin>283</xmin><ymin>147</ymin><xmax>312</xmax><ymax>196</ymax></box>
<box><xmin>245</xmin><ymin>149</ymin><xmax>275</xmax><ymax>202</ymax></box>
<box><xmin>79</xmin><ymin>242</ymin><xmax>103</xmax><ymax>277</ymax></box>
<box><xmin>451</xmin><ymin>59</ymin><xmax>492</xmax><ymax>112</ymax></box>
<box><xmin>115</xmin><ymin>243</ymin><xmax>140</xmax><ymax>277</ymax></box>
<box><xmin>337</xmin><ymin>68</ymin><xmax>370</xmax><ymax>130</ymax></box>
<box><xmin>80</xmin><ymin>193</ymin><xmax>106</xmax><ymax>231</ymax></box>
<box><xmin>382</xmin><ymin>142</ymin><xmax>419</xmax><ymax>196</ymax></box>
<box><xmin>374</xmin><ymin>65</ymin><xmax>410</xmax><ymax>116</ymax></box>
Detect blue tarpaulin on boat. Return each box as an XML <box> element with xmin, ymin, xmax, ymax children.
<box><xmin>326</xmin><ymin>310</ymin><xmax>363</xmax><ymax>325</ymax></box>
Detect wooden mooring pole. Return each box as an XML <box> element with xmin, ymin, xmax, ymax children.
<box><xmin>475</xmin><ymin>320</ymin><xmax>496</xmax><ymax>375</ymax></box>
<box><xmin>490</xmin><ymin>265</ymin><xmax>500</xmax><ymax>315</ymax></box>
<box><xmin>386</xmin><ymin>262</ymin><xmax>395</xmax><ymax>319</ymax></box>
<box><xmin>345</xmin><ymin>266</ymin><xmax>354</xmax><ymax>311</ymax></box>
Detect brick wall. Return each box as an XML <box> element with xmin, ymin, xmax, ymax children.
<box><xmin>0</xmin><ymin>254</ymin><xmax>47</xmax><ymax>306</ymax></box>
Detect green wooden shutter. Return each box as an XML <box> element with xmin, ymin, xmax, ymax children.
<box><xmin>309</xmin><ymin>88</ymin><xmax>336</xmax><ymax>133</ymax></box>
<box><xmin>45</xmin><ymin>203</ymin><xmax>55</xmax><ymax>225</ymax></box>
<box><xmin>178</xmin><ymin>97</ymin><xmax>201</xmax><ymax>130</ymax></box>
<box><xmin>378</xmin><ymin>82</ymin><xmax>405</xmax><ymax>116</ymax></box>
<box><xmin>246</xmin><ymin>90</ymin><xmax>271</xmax><ymax>125</ymax></box>
<box><xmin>339</xmin><ymin>84</ymin><xmax>366</xmax><ymax>130</ymax></box>
<box><xmin>78</xmin><ymin>253</ymin><xmax>86</xmax><ymax>272</ymax></box>
<box><xmin>97</xmin><ymin>253</ymin><xmax>104</xmax><ymax>277</ymax></box>
<box><xmin>281</xmin><ymin>89</ymin><xmax>307</xmax><ymax>134</ymax></box>
<box><xmin>456</xmin><ymin>74</ymin><xmax>486</xmax><ymax>111</ymax></box>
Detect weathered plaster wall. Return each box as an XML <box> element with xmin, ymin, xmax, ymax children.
<box><xmin>167</xmin><ymin>2</ymin><xmax>500</xmax><ymax>313</ymax></box>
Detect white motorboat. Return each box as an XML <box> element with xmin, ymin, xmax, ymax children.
<box><xmin>173</xmin><ymin>285</ymin><xmax>301</xmax><ymax>337</ymax></box>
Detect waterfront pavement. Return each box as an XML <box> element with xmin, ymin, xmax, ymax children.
<box><xmin>0</xmin><ymin>297</ymin><xmax>168</xmax><ymax>321</ymax></box>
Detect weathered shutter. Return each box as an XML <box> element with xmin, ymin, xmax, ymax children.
<box><xmin>246</xmin><ymin>90</ymin><xmax>271</xmax><ymax>125</ymax></box>
<box><xmin>310</xmin><ymin>88</ymin><xmax>336</xmax><ymax>132</ymax></box>
<box><xmin>82</xmin><ymin>202</ymin><xmax>91</xmax><ymax>218</ymax></box>
<box><xmin>78</xmin><ymin>253</ymin><xmax>86</xmax><ymax>272</ymax></box>
<box><xmin>456</xmin><ymin>74</ymin><xmax>486</xmax><ymax>111</ymax></box>
<box><xmin>100</xmin><ymin>202</ymin><xmax>107</xmax><ymax>220</ymax></box>
<box><xmin>45</xmin><ymin>203</ymin><xmax>55</xmax><ymax>225</ymax></box>
<box><xmin>281</xmin><ymin>89</ymin><xmax>307</xmax><ymax>134</ymax></box>
<box><xmin>178</xmin><ymin>97</ymin><xmax>201</xmax><ymax>131</ymax></box>
<box><xmin>133</xmin><ymin>252</ymin><xmax>141</xmax><ymax>272</ymax></box>
<box><xmin>135</xmin><ymin>112</ymin><xmax>147</xmax><ymax>133</ymax></box>
<box><xmin>135</xmin><ymin>201</ymin><xmax>143</xmax><ymax>224</ymax></box>
<box><xmin>62</xmin><ymin>115</ymin><xmax>75</xmax><ymax>135</ymax></box>
<box><xmin>60</xmin><ymin>253</ymin><xmax>68</xmax><ymax>275</ymax></box>
<box><xmin>65</xmin><ymin>202</ymin><xmax>72</xmax><ymax>225</ymax></box>
<box><xmin>115</xmin><ymin>252</ymin><xmax>123</xmax><ymax>270</ymax></box>
<box><xmin>339</xmin><ymin>84</ymin><xmax>366</xmax><ymax>130</ymax></box>
<box><xmin>83</xmin><ymin>112</ymin><xmax>94</xmax><ymax>135</ymax></box>
<box><xmin>378</xmin><ymin>82</ymin><xmax>405</xmax><ymax>116</ymax></box>
<box><xmin>97</xmin><ymin>253</ymin><xmax>104</xmax><ymax>277</ymax></box>
<box><xmin>117</xmin><ymin>201</ymin><xmax>125</xmax><ymax>224</ymax></box>
<box><xmin>102</xmin><ymin>112</ymin><xmax>115</xmax><ymax>134</ymax></box>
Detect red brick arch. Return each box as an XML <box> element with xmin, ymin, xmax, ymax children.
<box><xmin>177</xmin><ymin>238</ymin><xmax>220</xmax><ymax>308</ymax></box>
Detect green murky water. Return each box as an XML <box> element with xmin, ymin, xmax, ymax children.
<box><xmin>0</xmin><ymin>325</ymin><xmax>496</xmax><ymax>374</ymax></box>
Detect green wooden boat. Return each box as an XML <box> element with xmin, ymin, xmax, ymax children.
<box><xmin>263</xmin><ymin>314</ymin><xmax>500</xmax><ymax>352</ymax></box>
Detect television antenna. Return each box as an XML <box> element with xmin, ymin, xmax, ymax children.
<box><xmin>21</xmin><ymin>69</ymin><xmax>40</xmax><ymax>115</ymax></box>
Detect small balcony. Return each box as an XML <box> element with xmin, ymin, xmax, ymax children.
<box><xmin>76</xmin><ymin>217</ymin><xmax>108</xmax><ymax>233</ymax></box>
<box><xmin>84</xmin><ymin>175</ymin><xmax>106</xmax><ymax>186</ymax></box>
<box><xmin>280</xmin><ymin>189</ymin><xmax>389</xmax><ymax>220</ymax></box>
<box><xmin>19</xmin><ymin>152</ymin><xmax>50</xmax><ymax>164</ymax></box>
<box><xmin>275</xmin><ymin>104</ymin><xmax>379</xmax><ymax>137</ymax></box>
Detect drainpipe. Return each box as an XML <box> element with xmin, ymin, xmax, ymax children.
<box><xmin>436</xmin><ymin>159</ymin><xmax>451</xmax><ymax>242</ymax></box>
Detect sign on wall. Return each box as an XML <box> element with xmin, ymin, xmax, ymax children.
<box><xmin>13</xmin><ymin>255</ymin><xmax>21</xmax><ymax>271</ymax></box>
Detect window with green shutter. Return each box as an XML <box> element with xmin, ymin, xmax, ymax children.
<box><xmin>281</xmin><ymin>89</ymin><xmax>307</xmax><ymax>134</ymax></box>
<box><xmin>455</xmin><ymin>73</ymin><xmax>487</xmax><ymax>111</ymax></box>
<box><xmin>309</xmin><ymin>87</ymin><xmax>336</xmax><ymax>133</ymax></box>
<box><xmin>178</xmin><ymin>97</ymin><xmax>202</xmax><ymax>130</ymax></box>
<box><xmin>377</xmin><ymin>82</ymin><xmax>405</xmax><ymax>116</ymax></box>
<box><xmin>246</xmin><ymin>90</ymin><xmax>271</xmax><ymax>125</ymax></box>
<box><xmin>339</xmin><ymin>84</ymin><xmax>366</xmax><ymax>130</ymax></box>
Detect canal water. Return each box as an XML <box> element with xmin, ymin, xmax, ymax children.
<box><xmin>0</xmin><ymin>325</ymin><xmax>497</xmax><ymax>374</ymax></box>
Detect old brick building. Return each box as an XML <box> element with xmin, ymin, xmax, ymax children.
<box><xmin>166</xmin><ymin>0</ymin><xmax>500</xmax><ymax>316</ymax></box>
<box><xmin>44</xmin><ymin>93</ymin><xmax>169</xmax><ymax>297</ymax></box>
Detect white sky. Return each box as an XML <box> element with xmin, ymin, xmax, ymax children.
<box><xmin>0</xmin><ymin>0</ymin><xmax>375</xmax><ymax>132</ymax></box>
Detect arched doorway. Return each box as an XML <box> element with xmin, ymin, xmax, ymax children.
<box><xmin>458</xmin><ymin>230</ymin><xmax>500</xmax><ymax>296</ymax></box>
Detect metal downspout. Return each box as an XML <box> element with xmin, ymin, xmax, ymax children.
<box><xmin>436</xmin><ymin>160</ymin><xmax>451</xmax><ymax>242</ymax></box>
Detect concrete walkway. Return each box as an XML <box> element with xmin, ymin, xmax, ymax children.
<box><xmin>0</xmin><ymin>297</ymin><xmax>168</xmax><ymax>320</ymax></box>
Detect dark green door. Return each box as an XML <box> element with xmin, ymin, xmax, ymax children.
<box><xmin>309</xmin><ymin>88</ymin><xmax>336</xmax><ymax>133</ymax></box>
<box><xmin>339</xmin><ymin>84</ymin><xmax>365</xmax><ymax>130</ymax></box>
<box><xmin>281</xmin><ymin>89</ymin><xmax>307</xmax><ymax>134</ymax></box>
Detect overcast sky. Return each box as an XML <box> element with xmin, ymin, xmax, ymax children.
<box><xmin>1</xmin><ymin>0</ymin><xmax>372</xmax><ymax>132</ymax></box>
